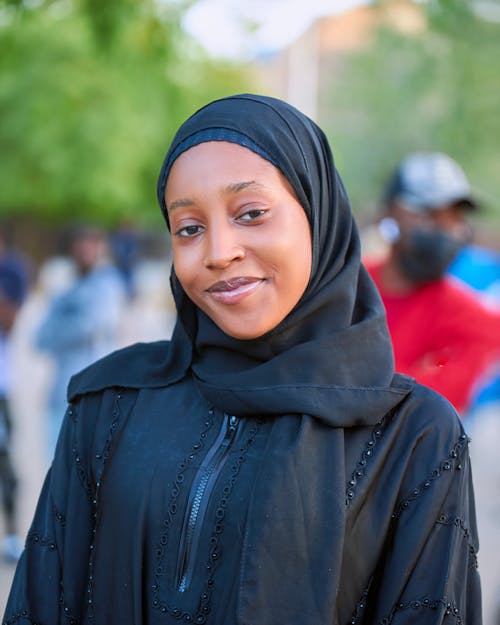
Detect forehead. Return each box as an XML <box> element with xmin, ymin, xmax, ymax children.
<box><xmin>164</xmin><ymin>141</ymin><xmax>298</xmax><ymax>206</ymax></box>
<box><xmin>167</xmin><ymin>141</ymin><xmax>277</xmax><ymax>184</ymax></box>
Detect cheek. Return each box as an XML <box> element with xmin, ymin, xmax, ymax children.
<box><xmin>283</xmin><ymin>222</ymin><xmax>312</xmax><ymax>287</ymax></box>
<box><xmin>171</xmin><ymin>245</ymin><xmax>199</xmax><ymax>294</ymax></box>
<box><xmin>295</xmin><ymin>248</ymin><xmax>312</xmax><ymax>295</ymax></box>
<box><xmin>299</xmin><ymin>234</ymin><xmax>313</xmax><ymax>277</ymax></box>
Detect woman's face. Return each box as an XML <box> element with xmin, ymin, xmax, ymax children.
<box><xmin>165</xmin><ymin>141</ymin><xmax>312</xmax><ymax>340</ymax></box>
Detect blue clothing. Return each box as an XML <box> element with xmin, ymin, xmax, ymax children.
<box><xmin>448</xmin><ymin>245</ymin><xmax>500</xmax><ymax>411</ymax></box>
<box><xmin>449</xmin><ymin>245</ymin><xmax>500</xmax><ymax>298</ymax></box>
<box><xmin>0</xmin><ymin>251</ymin><xmax>30</xmax><ymax>307</ymax></box>
<box><xmin>36</xmin><ymin>264</ymin><xmax>126</xmax><ymax>455</ymax></box>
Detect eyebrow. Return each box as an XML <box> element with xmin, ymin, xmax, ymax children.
<box><xmin>167</xmin><ymin>198</ymin><xmax>195</xmax><ymax>213</ymax></box>
<box><xmin>167</xmin><ymin>180</ymin><xmax>268</xmax><ymax>213</ymax></box>
<box><xmin>225</xmin><ymin>180</ymin><xmax>266</xmax><ymax>194</ymax></box>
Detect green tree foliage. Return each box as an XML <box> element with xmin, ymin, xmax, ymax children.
<box><xmin>320</xmin><ymin>0</ymin><xmax>500</xmax><ymax>226</ymax></box>
<box><xmin>0</xmin><ymin>0</ymin><xmax>254</xmax><ymax>224</ymax></box>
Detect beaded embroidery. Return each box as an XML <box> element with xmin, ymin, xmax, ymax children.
<box><xmin>58</xmin><ymin>589</ymin><xmax>80</xmax><ymax>625</ymax></box>
<box><xmin>345</xmin><ymin>411</ymin><xmax>394</xmax><ymax>506</ymax></box>
<box><xmin>152</xmin><ymin>412</ymin><xmax>260</xmax><ymax>623</ymax></box>
<box><xmin>25</xmin><ymin>532</ymin><xmax>57</xmax><ymax>552</ymax></box>
<box><xmin>7</xmin><ymin>404</ymin><xmax>88</xmax><ymax>625</ymax></box>
<box><xmin>53</xmin><ymin>504</ymin><xmax>66</xmax><ymax>527</ymax></box>
<box><xmin>392</xmin><ymin>433</ymin><xmax>469</xmax><ymax>520</ymax></box>
<box><xmin>348</xmin><ymin>580</ymin><xmax>371</xmax><ymax>624</ymax></box>
<box><xmin>436</xmin><ymin>514</ymin><xmax>478</xmax><ymax>569</ymax></box>
<box><xmin>85</xmin><ymin>391</ymin><xmax>123</xmax><ymax>621</ymax></box>
<box><xmin>379</xmin><ymin>596</ymin><xmax>463</xmax><ymax>624</ymax></box>
<box><xmin>68</xmin><ymin>404</ymin><xmax>91</xmax><ymax>498</ymax></box>
<box><xmin>3</xmin><ymin>610</ymin><xmax>36</xmax><ymax>625</ymax></box>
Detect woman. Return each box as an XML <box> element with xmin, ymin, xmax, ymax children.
<box><xmin>4</xmin><ymin>94</ymin><xmax>481</xmax><ymax>625</ymax></box>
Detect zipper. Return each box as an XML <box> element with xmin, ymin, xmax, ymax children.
<box><xmin>175</xmin><ymin>413</ymin><xmax>240</xmax><ymax>593</ymax></box>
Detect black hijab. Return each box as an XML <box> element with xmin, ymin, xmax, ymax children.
<box><xmin>156</xmin><ymin>94</ymin><xmax>412</xmax><ymax>624</ymax></box>
<box><xmin>158</xmin><ymin>94</ymin><xmax>405</xmax><ymax>424</ymax></box>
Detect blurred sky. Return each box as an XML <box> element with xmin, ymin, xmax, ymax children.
<box><xmin>182</xmin><ymin>0</ymin><xmax>373</xmax><ymax>58</ymax></box>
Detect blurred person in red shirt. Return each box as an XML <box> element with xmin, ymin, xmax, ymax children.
<box><xmin>365</xmin><ymin>152</ymin><xmax>500</xmax><ymax>415</ymax></box>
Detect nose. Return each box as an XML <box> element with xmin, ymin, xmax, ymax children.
<box><xmin>203</xmin><ymin>223</ymin><xmax>245</xmax><ymax>269</ymax></box>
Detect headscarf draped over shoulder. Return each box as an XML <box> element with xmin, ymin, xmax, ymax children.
<box><xmin>156</xmin><ymin>93</ymin><xmax>409</xmax><ymax>427</ymax></box>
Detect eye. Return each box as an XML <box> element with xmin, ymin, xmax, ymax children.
<box><xmin>175</xmin><ymin>224</ymin><xmax>204</xmax><ymax>238</ymax></box>
<box><xmin>237</xmin><ymin>208</ymin><xmax>268</xmax><ymax>222</ymax></box>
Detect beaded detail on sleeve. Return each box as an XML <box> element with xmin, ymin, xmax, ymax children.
<box><xmin>345</xmin><ymin>411</ymin><xmax>395</xmax><ymax>506</ymax></box>
<box><xmin>436</xmin><ymin>514</ymin><xmax>478</xmax><ymax>569</ymax></box>
<box><xmin>392</xmin><ymin>433</ymin><xmax>470</xmax><ymax>520</ymax></box>
<box><xmin>378</xmin><ymin>597</ymin><xmax>464</xmax><ymax>625</ymax></box>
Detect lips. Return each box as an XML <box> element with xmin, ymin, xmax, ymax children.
<box><xmin>206</xmin><ymin>277</ymin><xmax>264</xmax><ymax>304</ymax></box>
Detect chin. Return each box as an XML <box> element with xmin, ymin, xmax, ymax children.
<box><xmin>222</xmin><ymin>327</ymin><xmax>266</xmax><ymax>341</ymax></box>
<box><xmin>205</xmin><ymin>307</ymin><xmax>284</xmax><ymax>340</ymax></box>
<box><xmin>216</xmin><ymin>320</ymin><xmax>271</xmax><ymax>341</ymax></box>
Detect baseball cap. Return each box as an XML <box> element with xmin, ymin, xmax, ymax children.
<box><xmin>383</xmin><ymin>152</ymin><xmax>478</xmax><ymax>212</ymax></box>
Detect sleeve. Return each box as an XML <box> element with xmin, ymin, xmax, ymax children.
<box><xmin>2</xmin><ymin>400</ymin><xmax>95</xmax><ymax>625</ymax></box>
<box><xmin>364</xmin><ymin>408</ymin><xmax>482</xmax><ymax>624</ymax></box>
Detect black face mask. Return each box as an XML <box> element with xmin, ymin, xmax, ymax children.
<box><xmin>397</xmin><ymin>228</ymin><xmax>465</xmax><ymax>284</ymax></box>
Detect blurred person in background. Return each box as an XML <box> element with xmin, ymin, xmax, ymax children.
<box><xmin>110</xmin><ymin>218</ymin><xmax>141</xmax><ymax>300</ymax></box>
<box><xmin>447</xmin><ymin>240</ymin><xmax>500</xmax><ymax>414</ymax></box>
<box><xmin>0</xmin><ymin>236</ymin><xmax>30</xmax><ymax>562</ymax></box>
<box><xmin>364</xmin><ymin>152</ymin><xmax>500</xmax><ymax>417</ymax></box>
<box><xmin>35</xmin><ymin>225</ymin><xmax>126</xmax><ymax>459</ymax></box>
<box><xmin>365</xmin><ymin>151</ymin><xmax>500</xmax><ymax>625</ymax></box>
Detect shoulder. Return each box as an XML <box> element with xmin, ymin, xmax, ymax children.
<box><xmin>393</xmin><ymin>379</ymin><xmax>467</xmax><ymax>464</ymax></box>
<box><xmin>67</xmin><ymin>340</ymin><xmax>182</xmax><ymax>401</ymax></box>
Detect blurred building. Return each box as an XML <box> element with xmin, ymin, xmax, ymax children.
<box><xmin>256</xmin><ymin>0</ymin><xmax>425</xmax><ymax>121</ymax></box>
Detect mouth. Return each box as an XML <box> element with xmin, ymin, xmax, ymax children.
<box><xmin>206</xmin><ymin>277</ymin><xmax>264</xmax><ymax>304</ymax></box>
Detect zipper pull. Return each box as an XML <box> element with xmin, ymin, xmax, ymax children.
<box><xmin>228</xmin><ymin>415</ymin><xmax>238</xmax><ymax>431</ymax></box>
